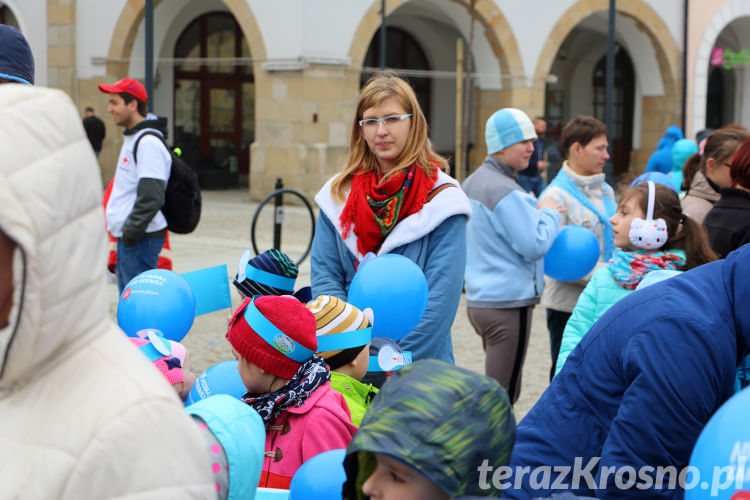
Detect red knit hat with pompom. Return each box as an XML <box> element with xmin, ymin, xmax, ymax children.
<box><xmin>226</xmin><ymin>295</ymin><xmax>317</xmax><ymax>379</ymax></box>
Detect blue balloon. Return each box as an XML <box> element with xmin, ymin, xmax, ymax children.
<box><xmin>347</xmin><ymin>254</ymin><xmax>428</xmax><ymax>341</ymax></box>
<box><xmin>186</xmin><ymin>360</ymin><xmax>247</xmax><ymax>405</ymax></box>
<box><xmin>544</xmin><ymin>226</ymin><xmax>600</xmax><ymax>282</ymax></box>
<box><xmin>632</xmin><ymin>171</ymin><xmax>678</xmax><ymax>193</ymax></box>
<box><xmin>117</xmin><ymin>269</ymin><xmax>196</xmax><ymax>342</ymax></box>
<box><xmin>289</xmin><ymin>449</ymin><xmax>347</xmax><ymax>500</ymax></box>
<box><xmin>686</xmin><ymin>388</ymin><xmax>750</xmax><ymax>499</ymax></box>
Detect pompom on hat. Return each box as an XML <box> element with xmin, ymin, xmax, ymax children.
<box><xmin>233</xmin><ymin>248</ymin><xmax>311</xmax><ymax>302</ymax></box>
<box><xmin>226</xmin><ymin>295</ymin><xmax>317</xmax><ymax>379</ymax></box>
<box><xmin>485</xmin><ymin>107</ymin><xmax>537</xmax><ymax>155</ymax></box>
<box><xmin>129</xmin><ymin>332</ymin><xmax>186</xmax><ymax>385</ymax></box>
<box><xmin>306</xmin><ymin>295</ymin><xmax>372</xmax><ymax>370</ymax></box>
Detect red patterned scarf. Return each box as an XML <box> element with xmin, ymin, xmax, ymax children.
<box><xmin>340</xmin><ymin>164</ymin><xmax>437</xmax><ymax>256</ymax></box>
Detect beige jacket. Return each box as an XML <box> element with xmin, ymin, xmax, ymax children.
<box><xmin>682</xmin><ymin>170</ymin><xmax>721</xmax><ymax>224</ymax></box>
<box><xmin>0</xmin><ymin>86</ymin><xmax>215</xmax><ymax>499</ymax></box>
<box><xmin>539</xmin><ymin>163</ymin><xmax>615</xmax><ymax>313</ymax></box>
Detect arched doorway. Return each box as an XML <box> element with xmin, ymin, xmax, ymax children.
<box><xmin>592</xmin><ymin>49</ymin><xmax>635</xmax><ymax>177</ymax></box>
<box><xmin>361</xmin><ymin>27</ymin><xmax>431</xmax><ymax>122</ymax></box>
<box><xmin>693</xmin><ymin>4</ymin><xmax>750</xmax><ymax>135</ymax></box>
<box><xmin>538</xmin><ymin>2</ymin><xmax>681</xmax><ymax>179</ymax></box>
<box><xmin>706</xmin><ymin>67</ymin><xmax>727</xmax><ymax>130</ymax></box>
<box><xmin>173</xmin><ymin>11</ymin><xmax>254</xmax><ymax>186</ymax></box>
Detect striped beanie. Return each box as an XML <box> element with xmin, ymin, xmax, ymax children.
<box><xmin>485</xmin><ymin>107</ymin><xmax>536</xmax><ymax>155</ymax></box>
<box><xmin>233</xmin><ymin>248</ymin><xmax>299</xmax><ymax>298</ymax></box>
<box><xmin>307</xmin><ymin>295</ymin><xmax>372</xmax><ymax>370</ymax></box>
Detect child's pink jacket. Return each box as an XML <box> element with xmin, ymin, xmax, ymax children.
<box><xmin>259</xmin><ymin>381</ymin><xmax>358</xmax><ymax>489</ymax></box>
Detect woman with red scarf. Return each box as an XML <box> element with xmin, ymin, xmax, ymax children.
<box><xmin>311</xmin><ymin>73</ymin><xmax>471</xmax><ymax>363</ymax></box>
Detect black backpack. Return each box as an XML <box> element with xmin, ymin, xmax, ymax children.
<box><xmin>133</xmin><ymin>131</ymin><xmax>201</xmax><ymax>234</ymax></box>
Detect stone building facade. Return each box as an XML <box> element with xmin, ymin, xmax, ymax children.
<box><xmin>2</xmin><ymin>0</ymin><xmax>747</xmax><ymax>200</ymax></box>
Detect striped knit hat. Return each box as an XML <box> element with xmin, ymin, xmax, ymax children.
<box><xmin>233</xmin><ymin>248</ymin><xmax>299</xmax><ymax>298</ymax></box>
<box><xmin>307</xmin><ymin>295</ymin><xmax>372</xmax><ymax>370</ymax></box>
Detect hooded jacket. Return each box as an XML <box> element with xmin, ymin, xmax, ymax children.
<box><xmin>0</xmin><ymin>85</ymin><xmax>215</xmax><ymax>498</ymax></box>
<box><xmin>645</xmin><ymin>126</ymin><xmax>683</xmax><ymax>174</ymax></box>
<box><xmin>670</xmin><ymin>138</ymin><xmax>698</xmax><ymax>193</ymax></box>
<box><xmin>507</xmin><ymin>245</ymin><xmax>750</xmax><ymax>499</ymax></box>
<box><xmin>187</xmin><ymin>395</ymin><xmax>265</xmax><ymax>500</ymax></box>
<box><xmin>704</xmin><ymin>188</ymin><xmax>750</xmax><ymax>258</ymax></box>
<box><xmin>311</xmin><ymin>170</ymin><xmax>471</xmax><ymax>362</ymax></box>
<box><xmin>682</xmin><ymin>170</ymin><xmax>722</xmax><ymax>224</ymax></box>
<box><xmin>342</xmin><ymin>359</ymin><xmax>515</xmax><ymax>499</ymax></box>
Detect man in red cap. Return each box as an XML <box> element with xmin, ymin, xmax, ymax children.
<box><xmin>99</xmin><ymin>78</ymin><xmax>171</xmax><ymax>292</ymax></box>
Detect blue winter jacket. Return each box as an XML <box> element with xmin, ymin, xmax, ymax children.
<box><xmin>311</xmin><ymin>170</ymin><xmax>471</xmax><ymax>363</ymax></box>
<box><xmin>506</xmin><ymin>244</ymin><xmax>750</xmax><ymax>499</ymax></box>
<box><xmin>645</xmin><ymin>125</ymin><xmax>683</xmax><ymax>174</ymax></box>
<box><xmin>462</xmin><ymin>156</ymin><xmax>560</xmax><ymax>307</ymax></box>
<box><xmin>186</xmin><ymin>395</ymin><xmax>265</xmax><ymax>500</ymax></box>
<box><xmin>554</xmin><ymin>249</ymin><xmax>686</xmax><ymax>376</ymax></box>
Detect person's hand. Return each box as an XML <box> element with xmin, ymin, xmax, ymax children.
<box><xmin>538</xmin><ymin>160</ymin><xmax>548</xmax><ymax>171</ymax></box>
<box><xmin>538</xmin><ymin>199</ymin><xmax>566</xmax><ymax>213</ymax></box>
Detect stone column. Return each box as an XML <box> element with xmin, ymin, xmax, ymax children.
<box><xmin>47</xmin><ymin>0</ymin><xmax>76</xmax><ymax>98</ymax></box>
<box><xmin>635</xmin><ymin>94</ymin><xmax>682</xmax><ymax>174</ymax></box>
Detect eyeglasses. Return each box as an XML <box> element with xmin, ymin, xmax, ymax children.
<box><xmin>358</xmin><ymin>114</ymin><xmax>411</xmax><ymax>129</ymax></box>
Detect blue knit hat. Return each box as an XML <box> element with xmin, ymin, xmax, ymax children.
<box><xmin>485</xmin><ymin>108</ymin><xmax>536</xmax><ymax>155</ymax></box>
<box><xmin>0</xmin><ymin>25</ymin><xmax>34</xmax><ymax>85</ymax></box>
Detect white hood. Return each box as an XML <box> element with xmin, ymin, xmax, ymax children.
<box><xmin>0</xmin><ymin>85</ymin><xmax>110</xmax><ymax>389</ymax></box>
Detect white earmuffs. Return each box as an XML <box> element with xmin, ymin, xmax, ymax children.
<box><xmin>629</xmin><ymin>180</ymin><xmax>668</xmax><ymax>250</ymax></box>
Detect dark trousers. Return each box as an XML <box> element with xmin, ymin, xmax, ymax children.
<box><xmin>467</xmin><ymin>306</ymin><xmax>533</xmax><ymax>403</ymax></box>
<box><xmin>546</xmin><ymin>308</ymin><xmax>572</xmax><ymax>382</ymax></box>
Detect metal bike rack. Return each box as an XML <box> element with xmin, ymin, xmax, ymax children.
<box><xmin>250</xmin><ymin>177</ymin><xmax>316</xmax><ymax>265</ymax></box>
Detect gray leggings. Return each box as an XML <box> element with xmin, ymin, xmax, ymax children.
<box><xmin>467</xmin><ymin>306</ymin><xmax>533</xmax><ymax>404</ymax></box>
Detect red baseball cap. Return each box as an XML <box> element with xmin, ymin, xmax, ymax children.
<box><xmin>98</xmin><ymin>78</ymin><xmax>148</xmax><ymax>103</ymax></box>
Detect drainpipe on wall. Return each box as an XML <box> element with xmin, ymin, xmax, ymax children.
<box><xmin>380</xmin><ymin>0</ymin><xmax>386</xmax><ymax>70</ymax></box>
<box><xmin>604</xmin><ymin>0</ymin><xmax>615</xmax><ymax>184</ymax></box>
<box><xmin>145</xmin><ymin>0</ymin><xmax>154</xmax><ymax>112</ymax></box>
<box><xmin>681</xmin><ymin>0</ymin><xmax>689</xmax><ymax>135</ymax></box>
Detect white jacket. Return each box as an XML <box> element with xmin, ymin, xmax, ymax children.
<box><xmin>0</xmin><ymin>86</ymin><xmax>215</xmax><ymax>499</ymax></box>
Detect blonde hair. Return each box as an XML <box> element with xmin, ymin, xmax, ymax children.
<box><xmin>330</xmin><ymin>72</ymin><xmax>447</xmax><ymax>203</ymax></box>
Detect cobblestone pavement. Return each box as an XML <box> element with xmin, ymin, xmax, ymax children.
<box><xmin>107</xmin><ymin>189</ymin><xmax>552</xmax><ymax>421</ymax></box>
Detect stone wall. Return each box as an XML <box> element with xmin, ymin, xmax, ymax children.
<box><xmin>249</xmin><ymin>65</ymin><xmax>359</xmax><ymax>202</ymax></box>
